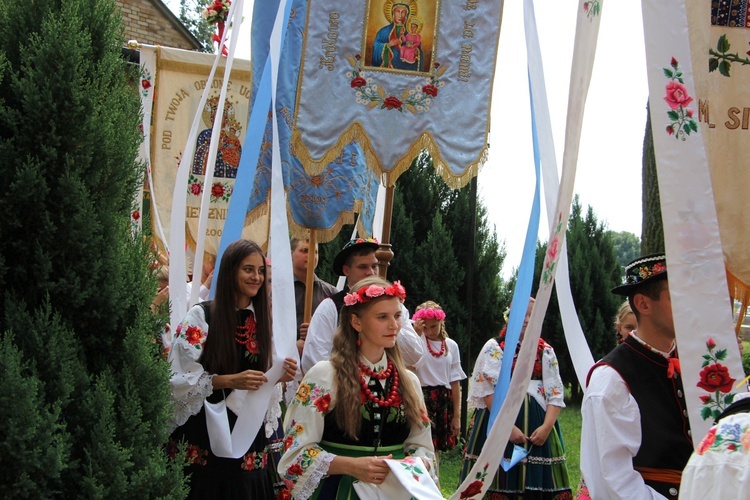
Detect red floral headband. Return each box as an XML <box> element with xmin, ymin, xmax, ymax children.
<box><xmin>344</xmin><ymin>281</ymin><xmax>407</xmax><ymax>306</ymax></box>
<box><xmin>412</xmin><ymin>308</ymin><xmax>446</xmax><ymax>322</ymax></box>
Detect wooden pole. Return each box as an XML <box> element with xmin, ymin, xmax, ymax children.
<box><xmin>376</xmin><ymin>185</ymin><xmax>395</xmax><ymax>278</ymax></box>
<box><xmin>303</xmin><ymin>229</ymin><xmax>316</xmax><ymax>323</ymax></box>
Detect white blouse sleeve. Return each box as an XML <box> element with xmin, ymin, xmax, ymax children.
<box><xmin>541</xmin><ymin>344</ymin><xmax>565</xmax><ymax>408</ymax></box>
<box><xmin>168</xmin><ymin>304</ymin><xmax>213</xmax><ymax>430</ymax></box>
<box><xmin>397</xmin><ymin>305</ymin><xmax>425</xmax><ymax>369</ymax></box>
<box><xmin>467</xmin><ymin>338</ymin><xmax>503</xmax><ymax>410</ymax></box>
<box><xmin>278</xmin><ymin>362</ymin><xmax>338</xmax><ymax>500</ymax></box>
<box><xmin>447</xmin><ymin>339</ymin><xmax>467</xmax><ymax>382</ymax></box>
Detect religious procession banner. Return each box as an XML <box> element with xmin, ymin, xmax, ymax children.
<box><xmin>150</xmin><ymin>46</ymin><xmax>264</xmax><ymax>259</ymax></box>
<box><xmin>291</xmin><ymin>0</ymin><xmax>503</xmax><ymax>188</ymax></box>
<box><xmin>686</xmin><ymin>1</ymin><xmax>750</xmax><ymax>322</ymax></box>
<box><xmin>642</xmin><ymin>0</ymin><xmax>746</xmax><ymax>446</ymax></box>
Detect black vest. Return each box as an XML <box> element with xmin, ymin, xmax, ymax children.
<box><xmin>330</xmin><ymin>289</ymin><xmax>348</xmax><ymax>321</ymax></box>
<box><xmin>587</xmin><ymin>336</ymin><xmax>693</xmax><ymax>499</ymax></box>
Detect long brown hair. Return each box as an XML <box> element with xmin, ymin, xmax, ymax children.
<box><xmin>330</xmin><ymin>276</ymin><xmax>423</xmax><ymax>440</ymax></box>
<box><xmin>200</xmin><ymin>240</ymin><xmax>271</xmax><ymax>374</ymax></box>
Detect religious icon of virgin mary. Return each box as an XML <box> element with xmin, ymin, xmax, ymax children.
<box><xmin>370</xmin><ymin>0</ymin><xmax>423</xmax><ymax>71</ymax></box>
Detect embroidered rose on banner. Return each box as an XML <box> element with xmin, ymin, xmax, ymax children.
<box><xmin>460</xmin><ymin>462</ymin><xmax>490</xmax><ymax>498</ymax></box>
<box><xmin>186</xmin><ymin>174</ymin><xmax>232</xmax><ymax>202</ymax></box>
<box><xmin>541</xmin><ymin>212</ymin><xmax>565</xmax><ymax>286</ymax></box>
<box><xmin>698</xmin><ymin>338</ymin><xmax>736</xmax><ymax>421</ymax></box>
<box><xmin>583</xmin><ymin>1</ymin><xmax>601</xmax><ymax>19</ymax></box>
<box><xmin>662</xmin><ymin>57</ymin><xmax>698</xmax><ymax>140</ymax></box>
<box><xmin>139</xmin><ymin>66</ymin><xmax>153</xmax><ymax>98</ymax></box>
<box><xmin>346</xmin><ymin>55</ymin><xmax>447</xmax><ymax>114</ymax></box>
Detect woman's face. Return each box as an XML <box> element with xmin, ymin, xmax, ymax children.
<box><xmin>393</xmin><ymin>6</ymin><xmax>408</xmax><ymax>25</ymax></box>
<box><xmin>235</xmin><ymin>252</ymin><xmax>265</xmax><ymax>308</ymax></box>
<box><xmin>617</xmin><ymin>312</ymin><xmax>637</xmax><ymax>336</ymax></box>
<box><xmin>352</xmin><ymin>297</ymin><xmax>402</xmax><ymax>355</ymax></box>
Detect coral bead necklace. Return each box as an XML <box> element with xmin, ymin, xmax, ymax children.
<box><xmin>425</xmin><ymin>336</ymin><xmax>446</xmax><ymax>357</ymax></box>
<box><xmin>359</xmin><ymin>359</ymin><xmax>400</xmax><ymax>407</ymax></box>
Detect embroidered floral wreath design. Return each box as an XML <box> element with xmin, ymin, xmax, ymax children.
<box><xmin>662</xmin><ymin>57</ymin><xmax>698</xmax><ymax>141</ymax></box>
<box><xmin>698</xmin><ymin>338</ymin><xmax>736</xmax><ymax>421</ymax></box>
<box><xmin>346</xmin><ymin>54</ymin><xmax>446</xmax><ymax>114</ymax></box>
<box><xmin>708</xmin><ymin>34</ymin><xmax>750</xmax><ymax>77</ymax></box>
<box><xmin>187</xmin><ymin>174</ymin><xmax>233</xmax><ymax>203</ymax></box>
<box><xmin>541</xmin><ymin>212</ymin><xmax>565</xmax><ymax>286</ymax></box>
<box><xmin>583</xmin><ymin>1</ymin><xmax>601</xmax><ymax>19</ymax></box>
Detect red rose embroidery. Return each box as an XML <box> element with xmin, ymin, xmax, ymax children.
<box><xmin>666</xmin><ymin>125</ymin><xmax>675</xmax><ymax>135</ymax></box>
<box><xmin>246</xmin><ymin>338</ymin><xmax>259</xmax><ymax>354</ymax></box>
<box><xmin>185</xmin><ymin>326</ymin><xmax>203</xmax><ymax>345</ymax></box>
<box><xmin>384</xmin><ymin>96</ymin><xmax>403</xmax><ymax>110</ymax></box>
<box><xmin>351</xmin><ymin>76</ymin><xmax>367</xmax><ymax>88</ymax></box>
<box><xmin>284</xmin><ymin>434</ymin><xmax>294</xmax><ymax>451</ymax></box>
<box><xmin>460</xmin><ymin>480</ymin><xmax>484</xmax><ymax>498</ymax></box>
<box><xmin>141</xmin><ymin>79</ymin><xmax>151</xmax><ymax>90</ymax></box>
<box><xmin>697</xmin><ymin>363</ymin><xmax>736</xmax><ymax>393</ymax></box>
<box><xmin>706</xmin><ymin>338</ymin><xmax>717</xmax><ymax>349</ymax></box>
<box><xmin>190</xmin><ymin>182</ymin><xmax>202</xmax><ymax>196</ymax></box>
<box><xmin>287</xmin><ymin>463</ymin><xmax>304</xmax><ymax>477</ymax></box>
<box><xmin>698</xmin><ymin>427</ymin><xmax>718</xmax><ymax>455</ymax></box>
<box><xmin>131</xmin><ymin>210</ymin><xmax>140</xmax><ymax>221</ymax></box>
<box><xmin>276</xmin><ymin>489</ymin><xmax>291</xmax><ymax>500</ymax></box>
<box><xmin>211</xmin><ymin>182</ymin><xmax>225</xmax><ymax>198</ymax></box>
<box><xmin>664</xmin><ymin>81</ymin><xmax>693</xmax><ymax>110</ymax></box>
<box><xmin>313</xmin><ymin>393</ymin><xmax>331</xmax><ymax>413</ymax></box>
<box><xmin>699</xmin><ymin>394</ymin><xmax>711</xmax><ymax>404</ymax></box>
<box><xmin>547</xmin><ymin>236</ymin><xmax>560</xmax><ymax>260</ymax></box>
<box><xmin>423</xmin><ymin>84</ymin><xmax>438</xmax><ymax>97</ymax></box>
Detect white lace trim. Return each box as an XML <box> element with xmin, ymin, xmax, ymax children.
<box><xmin>296</xmin><ymin>452</ymin><xmax>335</xmax><ymax>500</ymax></box>
<box><xmin>264</xmin><ymin>383</ymin><xmax>284</xmax><ymax>438</ymax></box>
<box><xmin>170</xmin><ymin>372</ymin><xmax>213</xmax><ymax>430</ymax></box>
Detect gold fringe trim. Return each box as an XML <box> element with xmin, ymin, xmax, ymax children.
<box><xmin>727</xmin><ymin>267</ymin><xmax>750</xmax><ymax>336</ymax></box>
<box><xmin>287</xmin><ymin>199</ymin><xmax>367</xmax><ymax>244</ymax></box>
<box><xmin>290</xmin><ymin>124</ymin><xmax>487</xmax><ymax>189</ymax></box>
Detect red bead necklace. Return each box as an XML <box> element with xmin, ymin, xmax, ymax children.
<box><xmin>235</xmin><ymin>312</ymin><xmax>258</xmax><ymax>353</ymax></box>
<box><xmin>425</xmin><ymin>336</ymin><xmax>446</xmax><ymax>357</ymax></box>
<box><xmin>359</xmin><ymin>359</ymin><xmax>400</xmax><ymax>407</ymax></box>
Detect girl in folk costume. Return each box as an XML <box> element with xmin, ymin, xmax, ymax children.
<box><xmin>278</xmin><ymin>277</ymin><xmax>436</xmax><ymax>499</ymax></box>
<box><xmin>459</xmin><ymin>298</ymin><xmax>572</xmax><ymax>499</ymax></box>
<box><xmin>412</xmin><ymin>301</ymin><xmax>466</xmax><ymax>456</ymax></box>
<box><xmin>168</xmin><ymin>239</ymin><xmax>297</xmax><ymax>499</ymax></box>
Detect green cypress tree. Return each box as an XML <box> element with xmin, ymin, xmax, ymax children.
<box><xmin>642</xmin><ymin>102</ymin><xmax>665</xmax><ymax>253</ymax></box>
<box><xmin>0</xmin><ymin>0</ymin><xmax>186</xmax><ymax>496</ymax></box>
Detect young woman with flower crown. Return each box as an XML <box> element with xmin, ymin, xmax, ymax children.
<box><xmin>412</xmin><ymin>301</ymin><xmax>466</xmax><ymax>457</ymax></box>
<box><xmin>459</xmin><ymin>298</ymin><xmax>572</xmax><ymax>499</ymax></box>
<box><xmin>168</xmin><ymin>240</ymin><xmax>297</xmax><ymax>499</ymax></box>
<box><xmin>278</xmin><ymin>276</ymin><xmax>436</xmax><ymax>499</ymax></box>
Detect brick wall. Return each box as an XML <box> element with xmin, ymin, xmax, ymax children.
<box><xmin>117</xmin><ymin>0</ymin><xmax>201</xmax><ymax>51</ymax></box>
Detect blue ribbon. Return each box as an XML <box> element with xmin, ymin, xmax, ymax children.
<box><xmin>211</xmin><ymin>1</ymin><xmax>293</xmax><ymax>299</ymax></box>
<box><xmin>488</xmin><ymin>75</ymin><xmax>541</xmax><ymax>429</ymax></box>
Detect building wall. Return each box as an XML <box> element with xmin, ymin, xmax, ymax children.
<box><xmin>117</xmin><ymin>0</ymin><xmax>201</xmax><ymax>51</ymax></box>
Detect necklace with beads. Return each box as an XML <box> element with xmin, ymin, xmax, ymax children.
<box><xmin>235</xmin><ymin>312</ymin><xmax>258</xmax><ymax>354</ymax></box>
<box><xmin>359</xmin><ymin>359</ymin><xmax>400</xmax><ymax>407</ymax></box>
<box><xmin>425</xmin><ymin>336</ymin><xmax>446</xmax><ymax>357</ymax></box>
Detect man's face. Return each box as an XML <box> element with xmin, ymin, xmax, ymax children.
<box><xmin>393</xmin><ymin>6</ymin><xmax>408</xmax><ymax>25</ymax></box>
<box><xmin>343</xmin><ymin>252</ymin><xmax>379</xmax><ymax>286</ymax></box>
<box><xmin>291</xmin><ymin>241</ymin><xmax>318</xmax><ymax>275</ymax></box>
<box><xmin>651</xmin><ymin>284</ymin><xmax>675</xmax><ymax>338</ymax></box>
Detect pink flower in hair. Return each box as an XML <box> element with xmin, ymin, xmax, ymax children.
<box><xmin>365</xmin><ymin>285</ymin><xmax>385</xmax><ymax>298</ymax></box>
<box><xmin>344</xmin><ymin>294</ymin><xmax>358</xmax><ymax>306</ymax></box>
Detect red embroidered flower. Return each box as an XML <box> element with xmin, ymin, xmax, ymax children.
<box><xmin>211</xmin><ymin>182</ymin><xmax>225</xmax><ymax>198</ymax></box>
<box><xmin>433</xmin><ymin>62</ymin><xmax>440</xmax><ymax>68</ymax></box>
<box><xmin>547</xmin><ymin>236</ymin><xmax>560</xmax><ymax>261</ymax></box>
<box><xmin>313</xmin><ymin>393</ymin><xmax>331</xmax><ymax>413</ymax></box>
<box><xmin>185</xmin><ymin>325</ymin><xmax>203</xmax><ymax>345</ymax></box>
<box><xmin>276</xmin><ymin>489</ymin><xmax>291</xmax><ymax>500</ymax></box>
<box><xmin>460</xmin><ymin>480</ymin><xmax>484</xmax><ymax>498</ymax></box>
<box><xmin>706</xmin><ymin>338</ymin><xmax>717</xmax><ymax>349</ymax></box>
<box><xmin>185</xmin><ymin>444</ymin><xmax>208</xmax><ymax>465</ymax></box>
<box><xmin>351</xmin><ymin>76</ymin><xmax>367</xmax><ymax>88</ymax></box>
<box><xmin>664</xmin><ymin>81</ymin><xmax>693</xmax><ymax>110</ymax></box>
<box><xmin>423</xmin><ymin>84</ymin><xmax>438</xmax><ymax>97</ymax></box>
<box><xmin>384</xmin><ymin>96</ymin><xmax>403</xmax><ymax>110</ymax></box>
<box><xmin>246</xmin><ymin>338</ymin><xmax>259</xmax><ymax>354</ymax></box>
<box><xmin>697</xmin><ymin>363</ymin><xmax>736</xmax><ymax>393</ymax></box>
<box><xmin>697</xmin><ymin>427</ymin><xmax>718</xmax><ymax>455</ymax></box>
<box><xmin>666</xmin><ymin>125</ymin><xmax>674</xmax><ymax>135</ymax></box>
<box><xmin>141</xmin><ymin>79</ymin><xmax>151</xmax><ymax>90</ymax></box>
<box><xmin>284</xmin><ymin>434</ymin><xmax>294</xmax><ymax>451</ymax></box>
<box><xmin>242</xmin><ymin>452</ymin><xmax>257</xmax><ymax>471</ymax></box>
<box><xmin>287</xmin><ymin>463</ymin><xmax>304</xmax><ymax>477</ymax></box>
<box><xmin>131</xmin><ymin>210</ymin><xmax>140</xmax><ymax>221</ymax></box>
<box><xmin>699</xmin><ymin>394</ymin><xmax>711</xmax><ymax>404</ymax></box>
<box><xmin>190</xmin><ymin>182</ymin><xmax>202</xmax><ymax>196</ymax></box>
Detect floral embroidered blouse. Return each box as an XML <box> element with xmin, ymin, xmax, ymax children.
<box><xmin>467</xmin><ymin>337</ymin><xmax>565</xmax><ymax>411</ymax></box>
<box><xmin>277</xmin><ymin>353</ymin><xmax>436</xmax><ymax>500</ymax></box>
<box><xmin>168</xmin><ymin>303</ymin><xmax>282</xmax><ymax>436</ymax></box>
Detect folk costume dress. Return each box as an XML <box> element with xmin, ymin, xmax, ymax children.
<box><xmin>414</xmin><ymin>336</ymin><xmax>466</xmax><ymax>451</ymax></box>
<box><xmin>278</xmin><ymin>354</ymin><xmax>436</xmax><ymax>499</ymax></box>
<box><xmin>168</xmin><ymin>302</ymin><xmax>286</xmax><ymax>499</ymax></box>
<box><xmin>460</xmin><ymin>336</ymin><xmax>571</xmax><ymax>499</ymax></box>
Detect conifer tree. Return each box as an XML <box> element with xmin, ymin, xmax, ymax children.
<box><xmin>0</xmin><ymin>0</ymin><xmax>186</xmax><ymax>496</ymax></box>
<box><xmin>642</xmin><ymin>102</ymin><xmax>665</xmax><ymax>253</ymax></box>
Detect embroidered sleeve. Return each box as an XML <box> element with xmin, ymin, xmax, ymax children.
<box><xmin>277</xmin><ymin>362</ymin><xmax>337</xmax><ymax>500</ymax></box>
<box><xmin>403</xmin><ymin>371</ymin><xmax>437</xmax><ymax>479</ymax></box>
<box><xmin>467</xmin><ymin>339</ymin><xmax>503</xmax><ymax>409</ymax></box>
<box><xmin>541</xmin><ymin>344</ymin><xmax>565</xmax><ymax>408</ymax></box>
<box><xmin>169</xmin><ymin>305</ymin><xmax>213</xmax><ymax>429</ymax></box>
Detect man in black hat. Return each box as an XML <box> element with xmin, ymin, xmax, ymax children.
<box><xmin>580</xmin><ymin>253</ymin><xmax>693</xmax><ymax>499</ymax></box>
<box><xmin>300</xmin><ymin>238</ymin><xmax>424</xmax><ymax>374</ymax></box>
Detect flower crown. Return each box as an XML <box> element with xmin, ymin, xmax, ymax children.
<box><xmin>344</xmin><ymin>281</ymin><xmax>407</xmax><ymax>306</ymax></box>
<box><xmin>412</xmin><ymin>308</ymin><xmax>446</xmax><ymax>322</ymax></box>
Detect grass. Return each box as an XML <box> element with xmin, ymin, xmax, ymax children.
<box><xmin>438</xmin><ymin>405</ymin><xmax>582</xmax><ymax>497</ymax></box>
